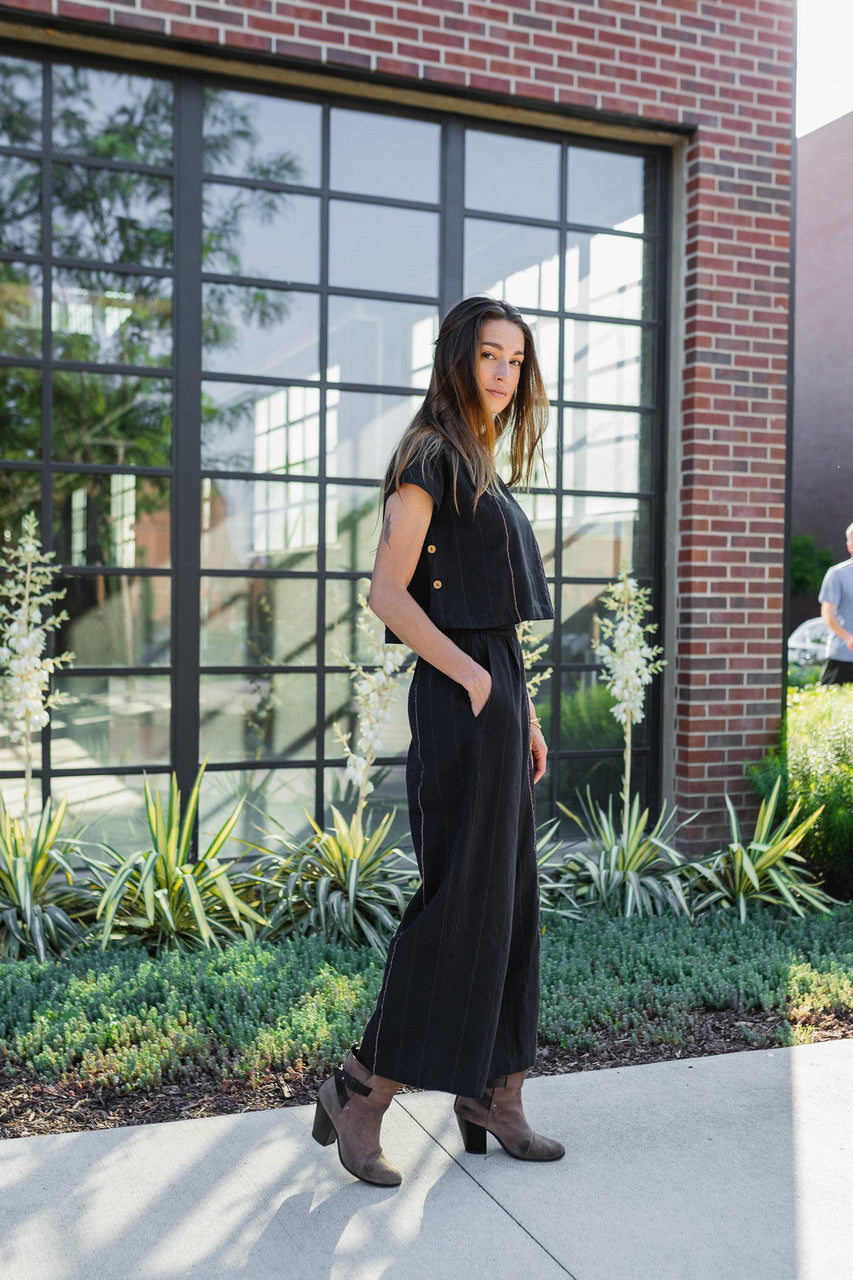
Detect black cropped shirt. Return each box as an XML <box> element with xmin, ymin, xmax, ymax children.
<box><xmin>383</xmin><ymin>442</ymin><xmax>554</xmax><ymax>643</ymax></box>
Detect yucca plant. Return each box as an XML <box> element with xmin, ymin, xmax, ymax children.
<box><xmin>675</xmin><ymin>779</ymin><xmax>838</xmax><ymax>921</ymax></box>
<box><xmin>555</xmin><ymin>789</ymin><xmax>695</xmax><ymax>919</ymax></box>
<box><xmin>0</xmin><ymin>793</ymin><xmax>96</xmax><ymax>960</ymax></box>
<box><xmin>535</xmin><ymin>819</ymin><xmax>581</xmax><ymax>921</ymax></box>
<box><xmin>89</xmin><ymin>763</ymin><xmax>264</xmax><ymax>953</ymax></box>
<box><xmin>247</xmin><ymin>806</ymin><xmax>417</xmax><ymax>953</ymax></box>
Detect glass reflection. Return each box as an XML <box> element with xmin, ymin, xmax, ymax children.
<box><xmin>0</xmin><ymin>468</ymin><xmax>40</xmax><ymax>536</ymax></box>
<box><xmin>327</xmin><ymin>391</ymin><xmax>420</xmax><ymax>479</ymax></box>
<box><xmin>565</xmin><ymin>232</ymin><xmax>645</xmax><ymax>319</ymax></box>
<box><xmin>0</xmin><ymin>264</ymin><xmax>41</xmax><ymax>357</ymax></box>
<box><xmin>202</xmin><ymin>381</ymin><xmax>320</xmax><ymax>474</ymax></box>
<box><xmin>330</xmin><ymin>109</ymin><xmax>440</xmax><ymax>202</ymax></box>
<box><xmin>564</xmin><ymin>319</ymin><xmax>642</xmax><ymax>407</ymax></box>
<box><xmin>203</xmin><ymin>185</ymin><xmax>319</xmax><ymax>283</ymax></box>
<box><xmin>200</xmin><ymin>576</ymin><xmax>317</xmax><ymax>667</ymax></box>
<box><xmin>53</xmin><ymin>474</ymin><xmax>171</xmax><ymax>569</ymax></box>
<box><xmin>203</xmin><ymin>90</ymin><xmax>321</xmax><ymax>187</ymax></box>
<box><xmin>329</xmin><ymin>201</ymin><xmax>439</xmax><ymax>294</ymax></box>
<box><xmin>53</xmin><ymin>772</ymin><xmax>155</xmax><ymax>852</ymax></box>
<box><xmin>563</xmin><ymin>408</ymin><xmax>650</xmax><ymax>493</ymax></box>
<box><xmin>202</xmin><ymin>285</ymin><xmax>319</xmax><ymax>380</ymax></box>
<box><xmin>52</xmin><ymin>271</ymin><xmax>172</xmax><ymax>366</ymax></box>
<box><xmin>325</xmin><ymin>576</ymin><xmax>377</xmax><ymax>667</ymax></box>
<box><xmin>0</xmin><ymin>57</ymin><xmax>42</xmax><ymax>148</ymax></box>
<box><xmin>51</xmin><ymin>674</ymin><xmax>171</xmax><ymax>767</ymax></box>
<box><xmin>53</xmin><ymin>372</ymin><xmax>171</xmax><ymax>467</ymax></box>
<box><xmin>325</xmin><ymin>484</ymin><xmax>381</xmax><ymax>574</ymax></box>
<box><xmin>59</xmin><ymin>574</ymin><xmax>171</xmax><ymax>667</ymax></box>
<box><xmin>465</xmin><ymin>130</ymin><xmax>559</xmax><ymax>219</ymax></box>
<box><xmin>513</xmin><ymin>491</ymin><xmax>558</xmax><ymax>575</ymax></box>
<box><xmin>200</xmin><ymin>672</ymin><xmax>316</xmax><ymax>762</ymax></box>
<box><xmin>53</xmin><ymin>165</ymin><xmax>172</xmax><ymax>268</ymax></box>
<box><xmin>567</xmin><ymin>147</ymin><xmax>646</xmax><ymax>232</ymax></box>
<box><xmin>326</xmin><ymin>666</ymin><xmax>413</xmax><ymax>758</ymax></box>
<box><xmin>52</xmin><ymin>67</ymin><xmax>173</xmax><ymax>166</ymax></box>
<box><xmin>522</xmin><ymin>312</ymin><xmax>559</xmax><ymax>400</ymax></box>
<box><xmin>0</xmin><ymin>157</ymin><xmax>41</xmax><ymax>252</ymax></box>
<box><xmin>327</xmin><ymin>297</ymin><xmax>437</xmax><ymax>389</ymax></box>
<box><xmin>464</xmin><ymin>219</ymin><xmax>559</xmax><ymax>311</ymax></box>
<box><xmin>201</xmin><ymin>477</ymin><xmax>319</xmax><ymax>572</ymax></box>
<box><xmin>558</xmin><ymin>669</ymin><xmax>625</xmax><ymax>752</ymax></box>
<box><xmin>560</xmin><ymin>581</ymin><xmax>610</xmax><ymax>665</ymax></box>
<box><xmin>200</xmin><ymin>766</ymin><xmax>316</xmax><ymax>846</ymax></box>
<box><xmin>558</xmin><ymin>756</ymin><xmax>643</xmax><ymax>836</ymax></box>
<box><xmin>561</xmin><ymin>495</ymin><xmax>649</xmax><ymax>578</ymax></box>
<box><xmin>0</xmin><ymin>367</ymin><xmax>41</xmax><ymax>460</ymax></box>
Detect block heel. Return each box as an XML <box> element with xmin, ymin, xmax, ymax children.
<box><xmin>456</xmin><ymin>1112</ymin><xmax>488</xmax><ymax>1154</ymax></box>
<box><xmin>312</xmin><ymin>1098</ymin><xmax>337</xmax><ymax>1147</ymax></box>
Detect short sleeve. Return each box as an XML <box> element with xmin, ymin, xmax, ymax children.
<box><xmin>395</xmin><ymin>445</ymin><xmax>447</xmax><ymax>508</ymax></box>
<box><xmin>819</xmin><ymin>567</ymin><xmax>839</xmax><ymax>606</ymax></box>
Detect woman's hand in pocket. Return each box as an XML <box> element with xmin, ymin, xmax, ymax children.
<box><xmin>465</xmin><ymin>664</ymin><xmax>492</xmax><ymax>718</ymax></box>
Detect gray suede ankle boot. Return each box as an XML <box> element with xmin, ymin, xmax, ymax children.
<box><xmin>313</xmin><ymin>1049</ymin><xmax>403</xmax><ymax>1186</ymax></box>
<box><xmin>454</xmin><ymin>1069</ymin><xmax>565</xmax><ymax>1161</ymax></box>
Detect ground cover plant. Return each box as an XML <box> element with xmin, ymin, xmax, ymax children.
<box><xmin>1</xmin><ymin>908</ymin><xmax>851</xmax><ymax>1139</ymax></box>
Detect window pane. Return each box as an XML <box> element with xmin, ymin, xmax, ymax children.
<box><xmin>52</xmin><ymin>674</ymin><xmax>171</xmax><ymax>767</ymax></box>
<box><xmin>0</xmin><ymin>56</ymin><xmax>42</xmax><ymax>148</ymax></box>
<box><xmin>0</xmin><ymin>367</ymin><xmax>41</xmax><ymax>460</ymax></box>
<box><xmin>326</xmin><ymin>484</ymin><xmax>381</xmax><ymax>573</ymax></box>
<box><xmin>203</xmin><ymin>186</ymin><xmax>319</xmax><ymax>283</ymax></box>
<box><xmin>200</xmin><ymin>672</ymin><xmax>316</xmax><ymax>763</ymax></box>
<box><xmin>53</xmin><ymin>474</ymin><xmax>171</xmax><ymax>569</ymax></box>
<box><xmin>330</xmin><ymin>109</ymin><xmax>440</xmax><ymax>202</ymax></box>
<box><xmin>201</xmin><ymin>477</ymin><xmax>319</xmax><ymax>572</ymax></box>
<box><xmin>325</xmin><ymin>576</ymin><xmax>384</xmax><ymax>667</ymax></box>
<box><xmin>327</xmin><ymin>390</ymin><xmax>419</xmax><ymax>479</ymax></box>
<box><xmin>326</xmin><ymin>666</ymin><xmax>413</xmax><ymax>757</ymax></box>
<box><xmin>558</xmin><ymin>756</ymin><xmax>643</xmax><ymax>835</ymax></box>
<box><xmin>465</xmin><ymin>130</ymin><xmax>559</xmax><ymax>219</ymax></box>
<box><xmin>202</xmin><ymin>381</ymin><xmax>320</xmax><ymax>474</ymax></box>
<box><xmin>0</xmin><ymin>157</ymin><xmax>41</xmax><ymax>252</ymax></box>
<box><xmin>567</xmin><ymin>148</ymin><xmax>646</xmax><ymax>232</ymax></box>
<box><xmin>563</xmin><ymin>408</ymin><xmax>651</xmax><ymax>493</ymax></box>
<box><xmin>200</xmin><ymin>767</ymin><xmax>316</xmax><ymax>847</ymax></box>
<box><xmin>513</xmin><ymin>490</ymin><xmax>558</xmax><ymax>576</ymax></box>
<box><xmin>329</xmin><ymin>201</ymin><xmax>439</xmax><ymax>295</ymax></box>
<box><xmin>565</xmin><ymin>232</ymin><xmax>647</xmax><ymax>320</ymax></box>
<box><xmin>52</xmin><ymin>271</ymin><xmax>172</xmax><ymax>367</ymax></box>
<box><xmin>523</xmin><ymin>312</ymin><xmax>559</xmax><ymax>400</ymax></box>
<box><xmin>560</xmin><ymin>581</ymin><xmax>609</xmax><ymax>665</ymax></box>
<box><xmin>327</xmin><ymin>297</ymin><xmax>437</xmax><ymax>389</ymax></box>
<box><xmin>53</xmin><ymin>165</ymin><xmax>172</xmax><ymax>268</ymax></box>
<box><xmin>0</xmin><ymin>468</ymin><xmax>41</xmax><ymax>532</ymax></box>
<box><xmin>53</xmin><ymin>373</ymin><xmax>171</xmax><ymax>467</ymax></box>
<box><xmin>561</xmin><ymin>495</ymin><xmax>651</xmax><ymax>578</ymax></box>
<box><xmin>564</xmin><ymin>319</ymin><xmax>645</xmax><ymax>407</ymax></box>
<box><xmin>58</xmin><ymin>574</ymin><xmax>171</xmax><ymax>667</ymax></box>
<box><xmin>203</xmin><ymin>90</ymin><xmax>321</xmax><ymax>187</ymax></box>
<box><xmin>559</xmin><ymin>669</ymin><xmax>626</xmax><ymax>752</ymax></box>
<box><xmin>202</xmin><ymin>285</ymin><xmax>319</xmax><ymax>380</ymax></box>
<box><xmin>0</xmin><ymin>263</ymin><xmax>41</xmax><ymax>357</ymax></box>
<box><xmin>200</xmin><ymin>576</ymin><xmax>317</xmax><ymax>667</ymax></box>
<box><xmin>464</xmin><ymin>219</ymin><xmax>559</xmax><ymax>311</ymax></box>
<box><xmin>52</xmin><ymin>67</ymin><xmax>173</xmax><ymax>165</ymax></box>
<box><xmin>52</xmin><ymin>772</ymin><xmax>155</xmax><ymax>851</ymax></box>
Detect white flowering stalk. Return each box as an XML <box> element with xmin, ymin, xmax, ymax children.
<box><xmin>594</xmin><ymin>566</ymin><xmax>665</xmax><ymax>835</ymax></box>
<box><xmin>333</xmin><ymin>585</ymin><xmax>409</xmax><ymax>830</ymax></box>
<box><xmin>517</xmin><ymin>619</ymin><xmax>552</xmax><ymax>702</ymax></box>
<box><xmin>0</xmin><ymin>512</ymin><xmax>74</xmax><ymax>823</ymax></box>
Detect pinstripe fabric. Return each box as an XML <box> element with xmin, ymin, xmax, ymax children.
<box><xmin>359</xmin><ymin>625</ymin><xmax>540</xmax><ymax>1099</ymax></box>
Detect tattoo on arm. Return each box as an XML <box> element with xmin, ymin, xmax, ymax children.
<box><xmin>382</xmin><ymin>514</ymin><xmax>392</xmax><ymax>546</ymax></box>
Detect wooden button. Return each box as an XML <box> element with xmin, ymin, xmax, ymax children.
<box><xmin>432</xmin><ymin>579</ymin><xmax>442</xmax><ymax>589</ymax></box>
<box><xmin>427</xmin><ymin>544</ymin><xmax>436</xmax><ymax>554</ymax></box>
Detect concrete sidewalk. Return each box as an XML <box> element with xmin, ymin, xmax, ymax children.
<box><xmin>1</xmin><ymin>1040</ymin><xmax>851</xmax><ymax>1280</ymax></box>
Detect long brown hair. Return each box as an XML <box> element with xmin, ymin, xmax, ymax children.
<box><xmin>384</xmin><ymin>296</ymin><xmax>549</xmax><ymax>509</ymax></box>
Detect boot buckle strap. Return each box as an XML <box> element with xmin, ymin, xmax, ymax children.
<box><xmin>334</xmin><ymin>1064</ymin><xmax>372</xmax><ymax>1108</ymax></box>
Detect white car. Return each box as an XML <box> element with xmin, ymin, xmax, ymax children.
<box><xmin>787</xmin><ymin>617</ymin><xmax>831</xmax><ymax>667</ymax></box>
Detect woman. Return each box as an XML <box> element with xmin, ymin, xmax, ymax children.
<box><xmin>313</xmin><ymin>296</ymin><xmax>564</xmax><ymax>1186</ymax></box>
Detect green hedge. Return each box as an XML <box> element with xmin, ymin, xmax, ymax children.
<box><xmin>1</xmin><ymin>909</ymin><xmax>851</xmax><ymax>1092</ymax></box>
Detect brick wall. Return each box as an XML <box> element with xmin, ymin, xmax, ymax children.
<box><xmin>0</xmin><ymin>0</ymin><xmax>795</xmax><ymax>844</ymax></box>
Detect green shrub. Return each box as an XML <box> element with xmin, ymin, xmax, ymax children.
<box><xmin>789</xmin><ymin>533</ymin><xmax>833</xmax><ymax>596</ymax></box>
<box><xmin>753</xmin><ymin>686</ymin><xmax>853</xmax><ymax>898</ymax></box>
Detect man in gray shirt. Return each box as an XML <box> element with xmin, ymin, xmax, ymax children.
<box><xmin>819</xmin><ymin>521</ymin><xmax>853</xmax><ymax>684</ymax></box>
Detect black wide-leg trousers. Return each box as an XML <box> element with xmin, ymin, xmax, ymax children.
<box><xmin>359</xmin><ymin>626</ymin><xmax>540</xmax><ymax>1099</ymax></box>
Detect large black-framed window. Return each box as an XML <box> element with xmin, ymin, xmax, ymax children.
<box><xmin>0</xmin><ymin>48</ymin><xmax>669</xmax><ymax>845</ymax></box>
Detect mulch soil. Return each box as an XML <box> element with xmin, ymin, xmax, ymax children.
<box><xmin>2</xmin><ymin>1007</ymin><xmax>852</xmax><ymax>1141</ymax></box>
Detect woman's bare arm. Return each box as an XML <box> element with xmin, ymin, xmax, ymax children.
<box><xmin>368</xmin><ymin>484</ymin><xmax>492</xmax><ymax>716</ymax></box>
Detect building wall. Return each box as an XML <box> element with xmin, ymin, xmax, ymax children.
<box><xmin>792</xmin><ymin>113</ymin><xmax>853</xmax><ymax>564</ymax></box>
<box><xmin>0</xmin><ymin>0</ymin><xmax>795</xmax><ymax>845</ymax></box>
